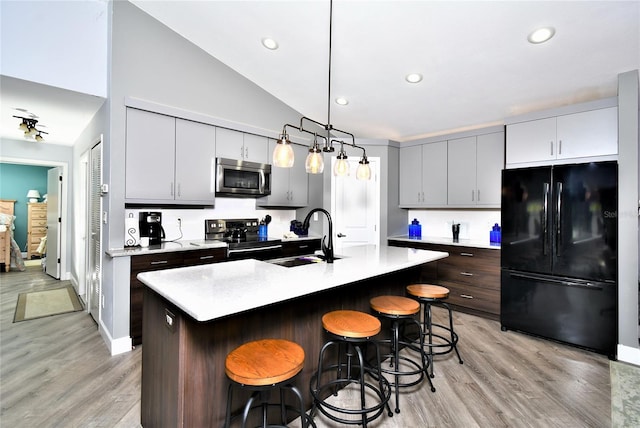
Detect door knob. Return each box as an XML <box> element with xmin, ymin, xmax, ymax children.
<box><xmin>337</xmin><ymin>233</ymin><xmax>347</xmax><ymax>238</ymax></box>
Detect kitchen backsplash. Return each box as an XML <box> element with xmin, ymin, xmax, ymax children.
<box><xmin>407</xmin><ymin>210</ymin><xmax>501</xmax><ymax>242</ymax></box>
<box><xmin>125</xmin><ymin>197</ymin><xmax>296</xmax><ymax>242</ymax></box>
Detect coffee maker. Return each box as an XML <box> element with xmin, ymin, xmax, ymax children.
<box><xmin>139</xmin><ymin>212</ymin><xmax>165</xmax><ymax>245</ymax></box>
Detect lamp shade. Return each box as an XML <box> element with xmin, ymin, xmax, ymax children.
<box><xmin>27</xmin><ymin>189</ymin><xmax>41</xmax><ymax>202</ymax></box>
<box><xmin>273</xmin><ymin>135</ymin><xmax>295</xmax><ymax>168</ymax></box>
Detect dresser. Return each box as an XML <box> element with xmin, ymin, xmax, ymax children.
<box><xmin>27</xmin><ymin>203</ymin><xmax>47</xmax><ymax>259</ymax></box>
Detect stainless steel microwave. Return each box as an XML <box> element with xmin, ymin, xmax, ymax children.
<box><xmin>215</xmin><ymin>157</ymin><xmax>271</xmax><ymax>197</ymax></box>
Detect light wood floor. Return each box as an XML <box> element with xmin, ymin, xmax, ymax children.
<box><xmin>1</xmin><ymin>266</ymin><xmax>611</xmax><ymax>427</ymax></box>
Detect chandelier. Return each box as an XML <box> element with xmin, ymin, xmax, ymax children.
<box><xmin>272</xmin><ymin>0</ymin><xmax>371</xmax><ymax>180</ymax></box>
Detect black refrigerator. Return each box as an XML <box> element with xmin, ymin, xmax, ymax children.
<box><xmin>500</xmin><ymin>161</ymin><xmax>617</xmax><ymax>357</ymax></box>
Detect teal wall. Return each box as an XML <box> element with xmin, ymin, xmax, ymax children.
<box><xmin>0</xmin><ymin>163</ymin><xmax>51</xmax><ymax>252</ymax></box>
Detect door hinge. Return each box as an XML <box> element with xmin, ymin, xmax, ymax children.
<box><xmin>58</xmin><ymin>217</ymin><xmax>61</xmax><ymax>223</ymax></box>
<box><xmin>57</xmin><ymin>258</ymin><xmax>61</xmax><ymax>263</ymax></box>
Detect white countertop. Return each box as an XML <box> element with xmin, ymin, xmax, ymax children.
<box><xmin>106</xmin><ymin>239</ymin><xmax>228</xmax><ymax>257</ymax></box>
<box><xmin>137</xmin><ymin>244</ymin><xmax>448</xmax><ymax>322</ymax></box>
<box><xmin>388</xmin><ymin>235</ymin><xmax>501</xmax><ymax>250</ymax></box>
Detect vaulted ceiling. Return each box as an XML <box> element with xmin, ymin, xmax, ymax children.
<box><xmin>1</xmin><ymin>1</ymin><xmax>638</xmax><ymax>146</ymax></box>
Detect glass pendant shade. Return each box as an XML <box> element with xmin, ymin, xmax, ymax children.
<box><xmin>273</xmin><ymin>135</ymin><xmax>294</xmax><ymax>168</ymax></box>
<box><xmin>333</xmin><ymin>156</ymin><xmax>349</xmax><ymax>176</ymax></box>
<box><xmin>356</xmin><ymin>158</ymin><xmax>371</xmax><ymax>180</ymax></box>
<box><xmin>305</xmin><ymin>150</ymin><xmax>324</xmax><ymax>174</ymax></box>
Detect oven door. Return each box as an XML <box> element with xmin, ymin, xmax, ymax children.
<box><xmin>216</xmin><ymin>158</ymin><xmax>271</xmax><ymax>196</ymax></box>
<box><xmin>227</xmin><ymin>244</ymin><xmax>283</xmax><ymax>261</ymax></box>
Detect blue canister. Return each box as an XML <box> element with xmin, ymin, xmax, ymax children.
<box><xmin>490</xmin><ymin>223</ymin><xmax>501</xmax><ymax>244</ymax></box>
<box><xmin>408</xmin><ymin>218</ymin><xmax>422</xmax><ymax>239</ymax></box>
<box><xmin>258</xmin><ymin>224</ymin><xmax>268</xmax><ymax>238</ymax></box>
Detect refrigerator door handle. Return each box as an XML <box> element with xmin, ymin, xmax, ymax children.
<box><xmin>542</xmin><ymin>182</ymin><xmax>550</xmax><ymax>256</ymax></box>
<box><xmin>555</xmin><ymin>182</ymin><xmax>563</xmax><ymax>256</ymax></box>
<box><xmin>508</xmin><ymin>272</ymin><xmax>604</xmax><ymax>290</ymax></box>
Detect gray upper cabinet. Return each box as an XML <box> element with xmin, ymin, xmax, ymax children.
<box><xmin>506</xmin><ymin>106</ymin><xmax>617</xmax><ymax>166</ymax></box>
<box><xmin>125</xmin><ymin>108</ymin><xmax>216</xmax><ymax>205</ymax></box>
<box><xmin>399</xmin><ymin>140</ymin><xmax>448</xmax><ymax>207</ymax></box>
<box><xmin>448</xmin><ymin>132</ymin><xmax>504</xmax><ymax>207</ymax></box>
<box><xmin>125</xmin><ymin>108</ymin><xmax>176</xmax><ymax>202</ymax></box>
<box><xmin>216</xmin><ymin>128</ymin><xmax>268</xmax><ymax>164</ymax></box>
<box><xmin>258</xmin><ymin>141</ymin><xmax>308</xmax><ymax>207</ymax></box>
<box><xmin>174</xmin><ymin>118</ymin><xmax>216</xmax><ymax>204</ymax></box>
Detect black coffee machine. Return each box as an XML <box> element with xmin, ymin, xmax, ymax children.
<box><xmin>139</xmin><ymin>212</ymin><xmax>165</xmax><ymax>245</ymax></box>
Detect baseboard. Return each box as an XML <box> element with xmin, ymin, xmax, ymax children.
<box><xmin>98</xmin><ymin>319</ymin><xmax>133</xmax><ymax>356</ymax></box>
<box><xmin>617</xmin><ymin>344</ymin><xmax>640</xmax><ymax>365</ymax></box>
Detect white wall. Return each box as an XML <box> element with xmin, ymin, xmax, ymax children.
<box><xmin>406</xmin><ymin>209</ymin><xmax>501</xmax><ymax>243</ymax></box>
<box><xmin>0</xmin><ymin>0</ymin><xmax>108</xmax><ymax>97</ymax></box>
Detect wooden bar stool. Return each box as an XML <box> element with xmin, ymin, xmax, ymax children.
<box><xmin>370</xmin><ymin>295</ymin><xmax>435</xmax><ymax>414</ymax></box>
<box><xmin>406</xmin><ymin>284</ymin><xmax>463</xmax><ymax>378</ymax></box>
<box><xmin>310</xmin><ymin>310</ymin><xmax>392</xmax><ymax>427</ymax></box>
<box><xmin>224</xmin><ymin>338</ymin><xmax>313</xmax><ymax>428</ymax></box>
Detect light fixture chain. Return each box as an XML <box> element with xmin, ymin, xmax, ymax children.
<box><xmin>327</xmin><ymin>0</ymin><xmax>333</xmax><ymax>142</ymax></box>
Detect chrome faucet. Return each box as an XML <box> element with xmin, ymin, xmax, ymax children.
<box><xmin>302</xmin><ymin>208</ymin><xmax>334</xmax><ymax>263</ymax></box>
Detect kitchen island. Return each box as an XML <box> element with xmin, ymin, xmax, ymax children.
<box><xmin>138</xmin><ymin>244</ymin><xmax>447</xmax><ymax>427</ymax></box>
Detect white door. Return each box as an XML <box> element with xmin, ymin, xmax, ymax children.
<box><xmin>46</xmin><ymin>167</ymin><xmax>62</xmax><ymax>279</ymax></box>
<box><xmin>332</xmin><ymin>157</ymin><xmax>380</xmax><ymax>253</ymax></box>
<box><xmin>89</xmin><ymin>142</ymin><xmax>102</xmax><ymax>323</ymax></box>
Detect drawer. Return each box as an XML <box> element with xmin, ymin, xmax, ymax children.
<box><xmin>31</xmin><ymin>219</ymin><xmax>47</xmax><ymax>227</ymax></box>
<box><xmin>132</xmin><ymin>253</ymin><xmax>183</xmax><ymax>271</ymax></box>
<box><xmin>183</xmin><ymin>248</ymin><xmax>227</xmax><ymax>265</ymax></box>
<box><xmin>29</xmin><ymin>236</ymin><xmax>45</xmax><ymax>245</ymax></box>
<box><xmin>441</xmin><ymin>282</ymin><xmax>500</xmax><ymax>315</ymax></box>
<box><xmin>30</xmin><ymin>211</ymin><xmax>47</xmax><ymax>219</ymax></box>
<box><xmin>437</xmin><ymin>261</ymin><xmax>500</xmax><ymax>290</ymax></box>
<box><xmin>282</xmin><ymin>239</ymin><xmax>321</xmax><ymax>257</ymax></box>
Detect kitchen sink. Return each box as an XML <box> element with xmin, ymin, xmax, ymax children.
<box><xmin>267</xmin><ymin>255</ymin><xmax>341</xmax><ymax>268</ymax></box>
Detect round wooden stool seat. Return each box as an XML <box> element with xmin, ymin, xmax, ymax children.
<box><xmin>370</xmin><ymin>295</ymin><xmax>420</xmax><ymax>316</ymax></box>
<box><xmin>225</xmin><ymin>339</ymin><xmax>305</xmax><ymax>386</ymax></box>
<box><xmin>322</xmin><ymin>310</ymin><xmax>381</xmax><ymax>338</ymax></box>
<box><xmin>407</xmin><ymin>284</ymin><xmax>450</xmax><ymax>299</ymax></box>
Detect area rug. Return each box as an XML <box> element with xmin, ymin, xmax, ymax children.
<box><xmin>13</xmin><ymin>285</ymin><xmax>83</xmax><ymax>322</ymax></box>
<box><xmin>611</xmin><ymin>360</ymin><xmax>640</xmax><ymax>427</ymax></box>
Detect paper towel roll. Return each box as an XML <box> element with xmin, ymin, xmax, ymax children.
<box><xmin>125</xmin><ymin>214</ymin><xmax>140</xmax><ymax>247</ymax></box>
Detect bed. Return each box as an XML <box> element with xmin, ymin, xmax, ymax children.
<box><xmin>0</xmin><ymin>199</ymin><xmax>25</xmax><ymax>272</ymax></box>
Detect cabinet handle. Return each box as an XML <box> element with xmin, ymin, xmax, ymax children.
<box><xmin>245</xmin><ymin>147</ymin><xmax>249</xmax><ymax>159</ymax></box>
<box><xmin>177</xmin><ymin>183</ymin><xmax>181</xmax><ymax>198</ymax></box>
<box><xmin>460</xmin><ymin>294</ymin><xmax>474</xmax><ymax>299</ymax></box>
<box><xmin>150</xmin><ymin>260</ymin><xmax>168</xmax><ymax>265</ymax></box>
<box><xmin>417</xmin><ymin>192</ymin><xmax>421</xmax><ymax>202</ymax></box>
<box><xmin>170</xmin><ymin>182</ymin><xmax>174</xmax><ymax>197</ymax></box>
<box><xmin>199</xmin><ymin>255</ymin><xmax>214</xmax><ymax>260</ymax></box>
<box><xmin>299</xmin><ymin>245</ymin><xmax>309</xmax><ymax>249</ymax></box>
<box><xmin>241</xmin><ymin>147</ymin><xmax>244</xmax><ymax>158</ymax></box>
<box><xmin>460</xmin><ymin>252</ymin><xmax>474</xmax><ymax>257</ymax></box>
<box><xmin>421</xmin><ymin>191</ymin><xmax>425</xmax><ymax>202</ymax></box>
<box><xmin>550</xmin><ymin>141</ymin><xmax>554</xmax><ymax>156</ymax></box>
<box><xmin>558</xmin><ymin>140</ymin><xmax>562</xmax><ymax>155</ymax></box>
<box><xmin>460</xmin><ymin>272</ymin><xmax>474</xmax><ymax>276</ymax></box>
<box><xmin>471</xmin><ymin>190</ymin><xmax>474</xmax><ymax>202</ymax></box>
<box><xmin>477</xmin><ymin>189</ymin><xmax>480</xmax><ymax>201</ymax></box>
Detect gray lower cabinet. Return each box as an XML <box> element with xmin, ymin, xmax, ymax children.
<box><xmin>258</xmin><ymin>141</ymin><xmax>308</xmax><ymax>207</ymax></box>
<box><xmin>125</xmin><ymin>108</ymin><xmax>216</xmax><ymax>205</ymax></box>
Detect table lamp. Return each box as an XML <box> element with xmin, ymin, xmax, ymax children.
<box><xmin>27</xmin><ymin>189</ymin><xmax>41</xmax><ymax>203</ymax></box>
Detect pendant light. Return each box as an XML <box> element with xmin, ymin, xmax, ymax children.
<box><xmin>305</xmin><ymin>134</ymin><xmax>324</xmax><ymax>173</ymax></box>
<box><xmin>273</xmin><ymin>131</ymin><xmax>294</xmax><ymax>167</ymax></box>
<box><xmin>333</xmin><ymin>142</ymin><xmax>349</xmax><ymax>176</ymax></box>
<box><xmin>356</xmin><ymin>155</ymin><xmax>371</xmax><ymax>180</ymax></box>
<box><xmin>273</xmin><ymin>0</ymin><xmax>370</xmax><ymax>180</ymax></box>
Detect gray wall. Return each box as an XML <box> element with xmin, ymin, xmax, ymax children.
<box><xmin>101</xmin><ymin>1</ymin><xmax>314</xmax><ymax>349</ymax></box>
<box><xmin>618</xmin><ymin>70</ymin><xmax>640</xmax><ymax>357</ymax></box>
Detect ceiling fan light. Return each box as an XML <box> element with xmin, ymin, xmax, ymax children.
<box><xmin>35</xmin><ymin>133</ymin><xmax>44</xmax><ymax>142</ymax></box>
<box><xmin>18</xmin><ymin>121</ymin><xmax>28</xmax><ymax>131</ymax></box>
<box><xmin>335</xmin><ymin>97</ymin><xmax>349</xmax><ymax>106</ymax></box>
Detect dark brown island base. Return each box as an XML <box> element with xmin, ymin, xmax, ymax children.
<box><xmin>138</xmin><ymin>245</ymin><xmax>447</xmax><ymax>427</ymax></box>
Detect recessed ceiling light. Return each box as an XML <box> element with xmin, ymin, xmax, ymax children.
<box><xmin>261</xmin><ymin>37</ymin><xmax>279</xmax><ymax>50</ymax></box>
<box><xmin>335</xmin><ymin>97</ymin><xmax>349</xmax><ymax>106</ymax></box>
<box><xmin>528</xmin><ymin>27</ymin><xmax>555</xmax><ymax>44</ymax></box>
<box><xmin>405</xmin><ymin>73</ymin><xmax>423</xmax><ymax>83</ymax></box>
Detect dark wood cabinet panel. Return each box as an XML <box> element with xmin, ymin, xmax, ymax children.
<box><xmin>130</xmin><ymin>248</ymin><xmax>228</xmax><ymax>345</ymax></box>
<box><xmin>388</xmin><ymin>239</ymin><xmax>501</xmax><ymax>319</ymax></box>
<box><xmin>281</xmin><ymin>239</ymin><xmax>321</xmax><ymax>257</ymax></box>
